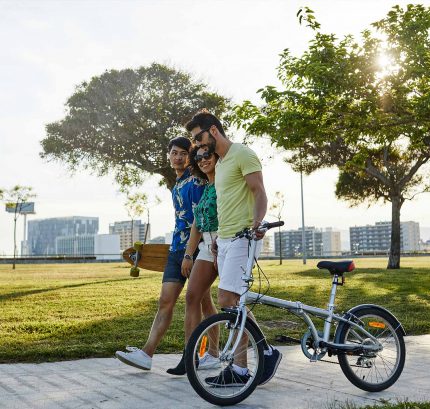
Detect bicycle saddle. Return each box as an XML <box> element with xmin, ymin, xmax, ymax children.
<box><xmin>317</xmin><ymin>260</ymin><xmax>355</xmax><ymax>275</ymax></box>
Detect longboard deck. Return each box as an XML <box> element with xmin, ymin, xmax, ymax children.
<box><xmin>123</xmin><ymin>244</ymin><xmax>170</xmax><ymax>272</ymax></box>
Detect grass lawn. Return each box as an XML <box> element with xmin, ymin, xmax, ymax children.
<box><xmin>0</xmin><ymin>257</ymin><xmax>429</xmax><ymax>363</ymax></box>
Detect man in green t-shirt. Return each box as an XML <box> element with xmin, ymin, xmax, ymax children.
<box><xmin>186</xmin><ymin>110</ymin><xmax>282</xmax><ymax>387</ymax></box>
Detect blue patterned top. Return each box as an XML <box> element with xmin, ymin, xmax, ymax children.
<box><xmin>171</xmin><ymin>168</ymin><xmax>205</xmax><ymax>252</ymax></box>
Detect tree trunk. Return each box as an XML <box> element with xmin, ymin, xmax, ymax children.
<box><xmin>387</xmin><ymin>196</ymin><xmax>403</xmax><ymax>269</ymax></box>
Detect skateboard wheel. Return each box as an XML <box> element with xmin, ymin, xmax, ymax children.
<box><xmin>133</xmin><ymin>241</ymin><xmax>144</xmax><ymax>251</ymax></box>
<box><xmin>130</xmin><ymin>266</ymin><xmax>140</xmax><ymax>277</ymax></box>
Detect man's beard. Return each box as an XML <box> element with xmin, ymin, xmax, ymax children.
<box><xmin>207</xmin><ymin>135</ymin><xmax>217</xmax><ymax>153</ymax></box>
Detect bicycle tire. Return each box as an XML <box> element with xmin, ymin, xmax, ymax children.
<box><xmin>185</xmin><ymin>312</ymin><xmax>265</xmax><ymax>406</ymax></box>
<box><xmin>337</xmin><ymin>306</ymin><xmax>405</xmax><ymax>392</ymax></box>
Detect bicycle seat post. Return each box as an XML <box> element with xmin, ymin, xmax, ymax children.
<box><xmin>239</xmin><ymin>237</ymin><xmax>258</xmax><ymax>308</ymax></box>
<box><xmin>323</xmin><ymin>273</ymin><xmax>340</xmax><ymax>342</ymax></box>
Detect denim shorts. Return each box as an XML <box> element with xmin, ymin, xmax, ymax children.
<box><xmin>162</xmin><ymin>249</ymin><xmax>198</xmax><ymax>285</ymax></box>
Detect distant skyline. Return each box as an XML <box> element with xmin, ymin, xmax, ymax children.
<box><xmin>1</xmin><ymin>0</ymin><xmax>429</xmax><ymax>255</ymax></box>
<box><xmin>17</xmin><ymin>213</ymin><xmax>430</xmax><ymax>254</ymax></box>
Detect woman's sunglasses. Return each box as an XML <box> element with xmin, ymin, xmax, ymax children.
<box><xmin>195</xmin><ymin>151</ymin><xmax>214</xmax><ymax>163</ymax></box>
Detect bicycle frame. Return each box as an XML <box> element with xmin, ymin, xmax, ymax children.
<box><xmin>225</xmin><ymin>237</ymin><xmax>383</xmax><ymax>359</ymax></box>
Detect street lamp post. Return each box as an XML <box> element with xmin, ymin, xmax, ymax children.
<box><xmin>300</xmin><ymin>153</ymin><xmax>306</xmax><ymax>265</ymax></box>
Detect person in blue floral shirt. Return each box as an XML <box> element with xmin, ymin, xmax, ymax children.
<box><xmin>116</xmin><ymin>136</ymin><xmax>208</xmax><ymax>372</ymax></box>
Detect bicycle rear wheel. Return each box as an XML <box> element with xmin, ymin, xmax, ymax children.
<box><xmin>337</xmin><ymin>306</ymin><xmax>405</xmax><ymax>392</ymax></box>
<box><xmin>185</xmin><ymin>312</ymin><xmax>264</xmax><ymax>406</ymax></box>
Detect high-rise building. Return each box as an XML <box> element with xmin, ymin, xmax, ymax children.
<box><xmin>322</xmin><ymin>228</ymin><xmax>342</xmax><ymax>256</ymax></box>
<box><xmin>109</xmin><ymin>220</ymin><xmax>150</xmax><ymax>251</ymax></box>
<box><xmin>274</xmin><ymin>227</ymin><xmax>323</xmax><ymax>258</ymax></box>
<box><xmin>349</xmin><ymin>221</ymin><xmax>420</xmax><ymax>252</ymax></box>
<box><xmin>28</xmin><ymin>217</ymin><xmax>99</xmax><ymax>256</ymax></box>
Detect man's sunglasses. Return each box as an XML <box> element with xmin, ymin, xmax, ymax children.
<box><xmin>195</xmin><ymin>151</ymin><xmax>214</xmax><ymax>163</ymax></box>
<box><xmin>193</xmin><ymin>127</ymin><xmax>211</xmax><ymax>142</ymax></box>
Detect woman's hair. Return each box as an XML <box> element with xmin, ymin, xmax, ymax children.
<box><xmin>189</xmin><ymin>145</ymin><xmax>219</xmax><ymax>181</ymax></box>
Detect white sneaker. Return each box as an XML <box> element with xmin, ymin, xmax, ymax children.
<box><xmin>115</xmin><ymin>346</ymin><xmax>152</xmax><ymax>370</ymax></box>
<box><xmin>198</xmin><ymin>352</ymin><xmax>221</xmax><ymax>370</ymax></box>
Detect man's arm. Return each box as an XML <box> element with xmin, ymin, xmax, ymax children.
<box><xmin>244</xmin><ymin>171</ymin><xmax>267</xmax><ymax>238</ymax></box>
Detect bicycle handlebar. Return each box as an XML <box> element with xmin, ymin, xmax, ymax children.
<box><xmin>234</xmin><ymin>221</ymin><xmax>285</xmax><ymax>239</ymax></box>
<box><xmin>262</xmin><ymin>221</ymin><xmax>284</xmax><ymax>229</ymax></box>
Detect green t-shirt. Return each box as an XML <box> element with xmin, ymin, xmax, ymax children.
<box><xmin>194</xmin><ymin>183</ymin><xmax>218</xmax><ymax>232</ymax></box>
<box><xmin>215</xmin><ymin>143</ymin><xmax>262</xmax><ymax>239</ymax></box>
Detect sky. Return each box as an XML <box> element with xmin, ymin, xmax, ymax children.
<box><xmin>1</xmin><ymin>0</ymin><xmax>430</xmax><ymax>255</ymax></box>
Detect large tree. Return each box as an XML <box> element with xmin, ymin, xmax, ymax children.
<box><xmin>234</xmin><ymin>5</ymin><xmax>430</xmax><ymax>269</ymax></box>
<box><xmin>41</xmin><ymin>63</ymin><xmax>230</xmax><ymax>190</ymax></box>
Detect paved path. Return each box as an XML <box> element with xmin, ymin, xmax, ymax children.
<box><xmin>0</xmin><ymin>335</ymin><xmax>429</xmax><ymax>408</ymax></box>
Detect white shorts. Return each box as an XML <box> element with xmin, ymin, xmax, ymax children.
<box><xmin>195</xmin><ymin>231</ymin><xmax>217</xmax><ymax>263</ymax></box>
<box><xmin>216</xmin><ymin>237</ymin><xmax>262</xmax><ymax>296</ymax></box>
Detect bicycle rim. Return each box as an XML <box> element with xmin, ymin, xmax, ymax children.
<box><xmin>186</xmin><ymin>313</ymin><xmax>264</xmax><ymax>406</ymax></box>
<box><xmin>338</xmin><ymin>308</ymin><xmax>405</xmax><ymax>391</ymax></box>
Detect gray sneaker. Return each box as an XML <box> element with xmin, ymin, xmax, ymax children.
<box><xmin>198</xmin><ymin>352</ymin><xmax>221</xmax><ymax>370</ymax></box>
<box><xmin>115</xmin><ymin>346</ymin><xmax>152</xmax><ymax>370</ymax></box>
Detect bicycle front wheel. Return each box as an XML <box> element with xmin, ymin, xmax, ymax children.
<box><xmin>337</xmin><ymin>306</ymin><xmax>405</xmax><ymax>392</ymax></box>
<box><xmin>185</xmin><ymin>312</ymin><xmax>264</xmax><ymax>406</ymax></box>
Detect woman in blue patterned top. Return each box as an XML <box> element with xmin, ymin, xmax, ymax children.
<box><xmin>167</xmin><ymin>144</ymin><xmax>220</xmax><ymax>374</ymax></box>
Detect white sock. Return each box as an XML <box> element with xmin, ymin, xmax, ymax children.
<box><xmin>232</xmin><ymin>364</ymin><xmax>249</xmax><ymax>376</ymax></box>
<box><xmin>264</xmin><ymin>346</ymin><xmax>273</xmax><ymax>356</ymax></box>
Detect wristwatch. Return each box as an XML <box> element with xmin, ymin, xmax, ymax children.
<box><xmin>184</xmin><ymin>254</ymin><xmax>192</xmax><ymax>260</ymax></box>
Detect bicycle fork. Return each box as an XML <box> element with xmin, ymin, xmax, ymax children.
<box><xmin>222</xmin><ymin>239</ymin><xmax>260</xmax><ymax>361</ymax></box>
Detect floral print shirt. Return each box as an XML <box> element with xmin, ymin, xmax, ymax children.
<box><xmin>194</xmin><ymin>183</ymin><xmax>218</xmax><ymax>233</ymax></box>
<box><xmin>171</xmin><ymin>168</ymin><xmax>205</xmax><ymax>252</ymax></box>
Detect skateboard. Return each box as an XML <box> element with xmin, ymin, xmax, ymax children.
<box><xmin>123</xmin><ymin>242</ymin><xmax>170</xmax><ymax>277</ymax></box>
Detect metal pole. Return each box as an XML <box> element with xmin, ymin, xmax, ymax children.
<box><xmin>23</xmin><ymin>214</ymin><xmax>27</xmax><ymax>256</ymax></box>
<box><xmin>300</xmin><ymin>161</ymin><xmax>307</xmax><ymax>265</ymax></box>
<box><xmin>278</xmin><ymin>224</ymin><xmax>282</xmax><ymax>265</ymax></box>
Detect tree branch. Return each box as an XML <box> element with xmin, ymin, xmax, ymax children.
<box><xmin>398</xmin><ymin>155</ymin><xmax>430</xmax><ymax>190</ymax></box>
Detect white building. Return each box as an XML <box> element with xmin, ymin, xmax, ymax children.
<box><xmin>55</xmin><ymin>234</ymin><xmax>121</xmax><ymax>260</ymax></box>
<box><xmin>322</xmin><ymin>228</ymin><xmax>342</xmax><ymax>256</ymax></box>
<box><xmin>56</xmin><ymin>234</ymin><xmax>95</xmax><ymax>256</ymax></box>
<box><xmin>401</xmin><ymin>221</ymin><xmax>420</xmax><ymax>251</ymax></box>
<box><xmin>94</xmin><ymin>234</ymin><xmax>121</xmax><ymax>260</ymax></box>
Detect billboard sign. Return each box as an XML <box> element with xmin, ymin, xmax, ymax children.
<box><xmin>5</xmin><ymin>202</ymin><xmax>35</xmax><ymax>214</ymax></box>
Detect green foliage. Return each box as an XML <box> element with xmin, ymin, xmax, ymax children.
<box><xmin>0</xmin><ymin>258</ymin><xmax>429</xmax><ymax>363</ymax></box>
<box><xmin>234</xmin><ymin>5</ymin><xmax>430</xmax><ymax>268</ymax></box>
<box><xmin>124</xmin><ymin>192</ymin><xmax>148</xmax><ymax>221</ymax></box>
<box><xmin>1</xmin><ymin>186</ymin><xmax>35</xmax><ymax>208</ymax></box>
<box><xmin>41</xmin><ymin>63</ymin><xmax>231</xmax><ymax>190</ymax></box>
